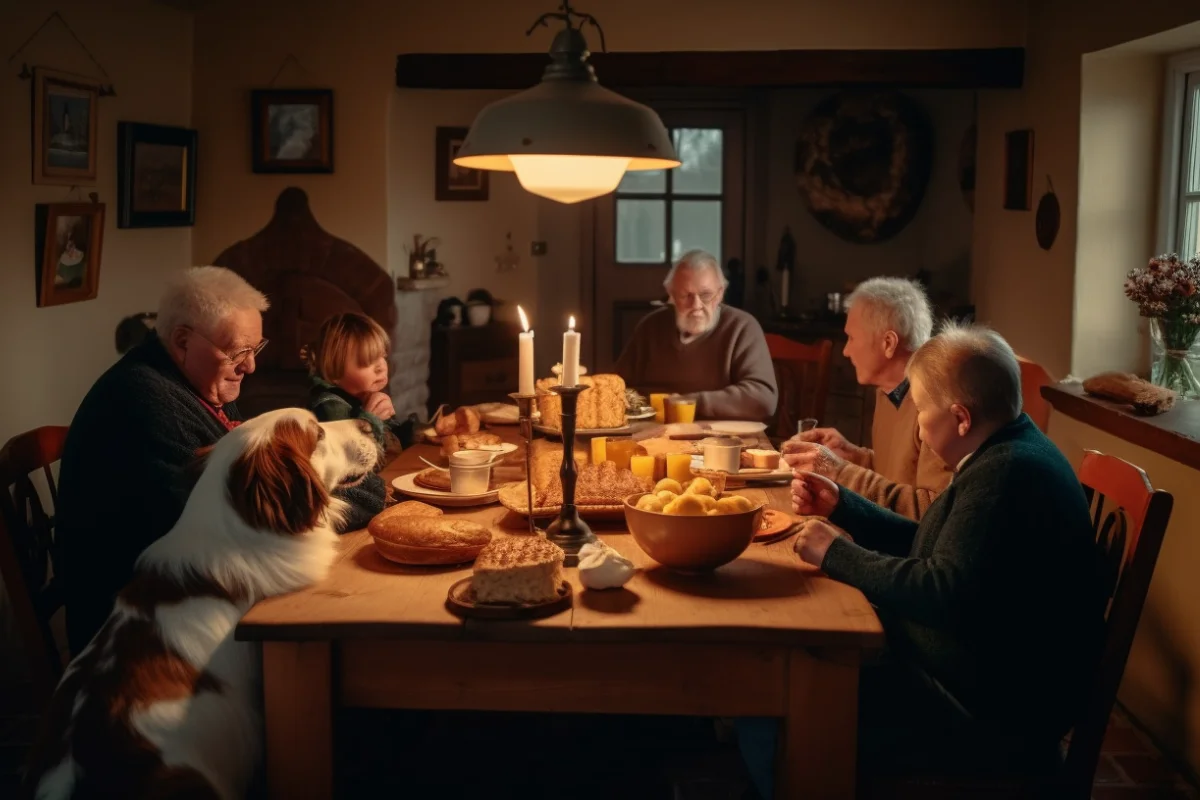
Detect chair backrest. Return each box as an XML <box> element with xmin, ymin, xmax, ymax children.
<box><xmin>0</xmin><ymin>425</ymin><xmax>70</xmax><ymax>706</ymax></box>
<box><xmin>1017</xmin><ymin>355</ymin><xmax>1055</xmax><ymax>432</ymax></box>
<box><xmin>1060</xmin><ymin>450</ymin><xmax>1173</xmax><ymax>796</ymax></box>
<box><xmin>764</xmin><ymin>334</ymin><xmax>833</xmax><ymax>440</ymax></box>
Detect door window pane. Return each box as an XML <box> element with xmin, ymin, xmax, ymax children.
<box><xmin>618</xmin><ymin>169</ymin><xmax>667</xmax><ymax>194</ymax></box>
<box><xmin>617</xmin><ymin>200</ymin><xmax>667</xmax><ymax>263</ymax></box>
<box><xmin>671</xmin><ymin>200</ymin><xmax>722</xmax><ymax>261</ymax></box>
<box><xmin>1188</xmin><ymin>84</ymin><xmax>1200</xmax><ymax>193</ymax></box>
<box><xmin>672</xmin><ymin>128</ymin><xmax>723</xmax><ymax>195</ymax></box>
<box><xmin>1182</xmin><ymin>200</ymin><xmax>1200</xmax><ymax>258</ymax></box>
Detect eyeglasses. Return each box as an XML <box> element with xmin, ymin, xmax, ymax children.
<box><xmin>190</xmin><ymin>329</ymin><xmax>269</xmax><ymax>367</ymax></box>
<box><xmin>672</xmin><ymin>291</ymin><xmax>719</xmax><ymax>306</ymax></box>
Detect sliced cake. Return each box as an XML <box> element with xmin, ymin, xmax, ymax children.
<box><xmin>472</xmin><ymin>536</ymin><xmax>565</xmax><ymax>604</ymax></box>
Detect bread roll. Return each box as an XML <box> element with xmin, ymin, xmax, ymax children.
<box><xmin>454</xmin><ymin>406</ymin><xmax>481</xmax><ymax>433</ymax></box>
<box><xmin>369</xmin><ymin>516</ymin><xmax>493</xmax><ymax>565</ymax></box>
<box><xmin>376</xmin><ymin>501</ymin><xmax>443</xmax><ymax>521</ymax></box>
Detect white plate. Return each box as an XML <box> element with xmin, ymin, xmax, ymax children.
<box><xmin>533</xmin><ymin>423</ymin><xmax>632</xmax><ymax>438</ymax></box>
<box><xmin>626</xmin><ymin>407</ymin><xmax>657</xmax><ymax>421</ymax></box>
<box><xmin>706</xmin><ymin>421</ymin><xmax>768</xmax><ymax>436</ymax></box>
<box><xmin>391</xmin><ymin>472</ymin><xmax>499</xmax><ymax>507</ymax></box>
<box><xmin>689</xmin><ymin>455</ymin><xmax>791</xmax><ymax>483</ymax></box>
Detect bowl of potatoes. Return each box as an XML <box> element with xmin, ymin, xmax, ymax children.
<box><xmin>623</xmin><ymin>476</ymin><xmax>765</xmax><ymax>572</ymax></box>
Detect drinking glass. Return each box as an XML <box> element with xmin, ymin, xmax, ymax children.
<box><xmin>605</xmin><ymin>437</ymin><xmax>638</xmax><ymax>471</ymax></box>
<box><xmin>798</xmin><ymin>418</ymin><xmax>819</xmax><ymax>435</ymax></box>
<box><xmin>666</xmin><ymin>397</ymin><xmax>697</xmax><ymax>424</ymax></box>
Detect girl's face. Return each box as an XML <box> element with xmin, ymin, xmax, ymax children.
<box><xmin>336</xmin><ymin>354</ymin><xmax>388</xmax><ymax>397</ymax></box>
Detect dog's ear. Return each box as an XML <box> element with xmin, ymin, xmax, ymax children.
<box><xmin>227</xmin><ymin>417</ymin><xmax>329</xmax><ymax>535</ymax></box>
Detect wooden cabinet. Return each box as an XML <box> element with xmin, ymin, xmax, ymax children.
<box><xmin>427</xmin><ymin>322</ymin><xmax>519</xmax><ymax>414</ymax></box>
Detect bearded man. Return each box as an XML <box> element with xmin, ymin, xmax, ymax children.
<box><xmin>614</xmin><ymin>249</ymin><xmax>777</xmax><ymax>420</ymax></box>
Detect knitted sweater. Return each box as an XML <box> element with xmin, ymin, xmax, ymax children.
<box><xmin>614</xmin><ymin>305</ymin><xmax>778</xmax><ymax>420</ymax></box>
<box><xmin>57</xmin><ymin>333</ymin><xmax>243</xmax><ymax>655</ymax></box>
<box><xmin>835</xmin><ymin>388</ymin><xmax>953</xmax><ymax>520</ymax></box>
<box><xmin>307</xmin><ymin>377</ymin><xmax>414</xmax><ymax>533</ymax></box>
<box><xmin>822</xmin><ymin>414</ymin><xmax>1107</xmax><ymax>742</ymax></box>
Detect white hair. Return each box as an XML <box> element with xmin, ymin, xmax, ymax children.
<box><xmin>662</xmin><ymin>249</ymin><xmax>728</xmax><ymax>291</ymax></box>
<box><xmin>907</xmin><ymin>321</ymin><xmax>1022</xmax><ymax>425</ymax></box>
<box><xmin>157</xmin><ymin>266</ymin><xmax>269</xmax><ymax>339</ymax></box>
<box><xmin>845</xmin><ymin>277</ymin><xmax>933</xmax><ymax>353</ymax></box>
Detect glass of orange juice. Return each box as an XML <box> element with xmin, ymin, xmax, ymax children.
<box><xmin>629</xmin><ymin>455</ymin><xmax>655</xmax><ymax>481</ymax></box>
<box><xmin>590</xmin><ymin>436</ymin><xmax>608</xmax><ymax>465</ymax></box>
<box><xmin>667</xmin><ymin>397</ymin><xmax>697</xmax><ymax>424</ymax></box>
<box><xmin>605</xmin><ymin>437</ymin><xmax>638</xmax><ymax>471</ymax></box>
<box><xmin>649</xmin><ymin>393</ymin><xmax>669</xmax><ymax>423</ymax></box>
<box><xmin>666</xmin><ymin>452</ymin><xmax>693</xmax><ymax>484</ymax></box>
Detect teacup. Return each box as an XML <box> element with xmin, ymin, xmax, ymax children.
<box><xmin>701</xmin><ymin>436</ymin><xmax>742</xmax><ymax>474</ymax></box>
<box><xmin>449</xmin><ymin>462</ymin><xmax>492</xmax><ymax>494</ymax></box>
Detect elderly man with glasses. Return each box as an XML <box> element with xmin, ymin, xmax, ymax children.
<box><xmin>57</xmin><ymin>266</ymin><xmax>269</xmax><ymax>655</ymax></box>
<box><xmin>615</xmin><ymin>249</ymin><xmax>778</xmax><ymax>421</ymax></box>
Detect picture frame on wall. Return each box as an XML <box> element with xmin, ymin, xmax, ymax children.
<box><xmin>1003</xmin><ymin>129</ymin><xmax>1034</xmax><ymax>211</ymax></box>
<box><xmin>117</xmin><ymin>122</ymin><xmax>198</xmax><ymax>228</ymax></box>
<box><xmin>32</xmin><ymin>67</ymin><xmax>100</xmax><ymax>185</ymax></box>
<box><xmin>435</xmin><ymin>126</ymin><xmax>489</xmax><ymax>201</ymax></box>
<box><xmin>250</xmin><ymin>89</ymin><xmax>333</xmax><ymax>174</ymax></box>
<box><xmin>35</xmin><ymin>202</ymin><xmax>106</xmax><ymax>307</ymax></box>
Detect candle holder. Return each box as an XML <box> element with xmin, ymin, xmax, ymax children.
<box><xmin>508</xmin><ymin>392</ymin><xmax>542</xmax><ymax>538</ymax></box>
<box><xmin>544</xmin><ymin>384</ymin><xmax>596</xmax><ymax>566</ymax></box>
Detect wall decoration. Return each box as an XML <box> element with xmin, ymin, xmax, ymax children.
<box><xmin>117</xmin><ymin>122</ymin><xmax>197</xmax><ymax>228</ymax></box>
<box><xmin>32</xmin><ymin>68</ymin><xmax>100</xmax><ymax>185</ymax></box>
<box><xmin>436</xmin><ymin>126</ymin><xmax>489</xmax><ymax>201</ymax></box>
<box><xmin>1036</xmin><ymin>175</ymin><xmax>1060</xmax><ymax>250</ymax></box>
<box><xmin>35</xmin><ymin>201</ymin><xmax>105</xmax><ymax>307</ymax></box>
<box><xmin>1003</xmin><ymin>129</ymin><xmax>1034</xmax><ymax>211</ymax></box>
<box><xmin>794</xmin><ymin>90</ymin><xmax>933</xmax><ymax>244</ymax></box>
<box><xmin>250</xmin><ymin>89</ymin><xmax>333</xmax><ymax>173</ymax></box>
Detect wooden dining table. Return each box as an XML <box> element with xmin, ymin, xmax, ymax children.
<box><xmin>236</xmin><ymin>423</ymin><xmax>884</xmax><ymax>799</ymax></box>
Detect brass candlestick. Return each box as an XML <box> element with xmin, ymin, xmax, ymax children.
<box><xmin>508</xmin><ymin>392</ymin><xmax>541</xmax><ymax>538</ymax></box>
<box><xmin>544</xmin><ymin>384</ymin><xmax>596</xmax><ymax>566</ymax></box>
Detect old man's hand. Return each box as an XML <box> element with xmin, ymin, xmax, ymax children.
<box><xmin>793</xmin><ymin>518</ymin><xmax>844</xmax><ymax>568</ymax></box>
<box><xmin>790</xmin><ymin>471</ymin><xmax>840</xmax><ymax>518</ymax></box>
<box><xmin>782</xmin><ymin>441</ymin><xmax>845</xmax><ymax>479</ymax></box>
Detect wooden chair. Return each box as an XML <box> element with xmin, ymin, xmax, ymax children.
<box><xmin>0</xmin><ymin>425</ymin><xmax>70</xmax><ymax>707</ymax></box>
<box><xmin>1018</xmin><ymin>355</ymin><xmax>1055</xmax><ymax>432</ymax></box>
<box><xmin>860</xmin><ymin>450</ymin><xmax>1173</xmax><ymax>800</ymax></box>
<box><xmin>764</xmin><ymin>334</ymin><xmax>832</xmax><ymax>440</ymax></box>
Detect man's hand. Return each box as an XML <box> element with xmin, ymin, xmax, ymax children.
<box><xmin>793</xmin><ymin>519</ymin><xmax>844</xmax><ymax>567</ymax></box>
<box><xmin>781</xmin><ymin>441</ymin><xmax>845</xmax><ymax>479</ymax></box>
<box><xmin>785</xmin><ymin>426</ymin><xmax>863</xmax><ymax>462</ymax></box>
<box><xmin>363</xmin><ymin>392</ymin><xmax>395</xmax><ymax>420</ymax></box>
<box><xmin>790</xmin><ymin>471</ymin><xmax>840</xmax><ymax>518</ymax></box>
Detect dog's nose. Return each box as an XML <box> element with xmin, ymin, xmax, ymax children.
<box><xmin>355</xmin><ymin>419</ymin><xmax>373</xmax><ymax>437</ymax></box>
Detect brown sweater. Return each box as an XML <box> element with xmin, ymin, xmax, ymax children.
<box><xmin>614</xmin><ymin>306</ymin><xmax>778</xmax><ymax>420</ymax></box>
<box><xmin>834</xmin><ymin>388</ymin><xmax>953</xmax><ymax>520</ymax></box>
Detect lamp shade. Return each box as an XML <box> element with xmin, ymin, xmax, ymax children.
<box><xmin>453</xmin><ymin>26</ymin><xmax>680</xmax><ymax>204</ymax></box>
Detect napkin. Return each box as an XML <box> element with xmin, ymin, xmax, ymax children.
<box><xmin>577</xmin><ymin>541</ymin><xmax>635</xmax><ymax>590</ymax></box>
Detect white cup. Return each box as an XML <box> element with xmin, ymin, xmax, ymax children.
<box><xmin>449</xmin><ymin>463</ymin><xmax>491</xmax><ymax>495</ymax></box>
<box><xmin>702</xmin><ymin>437</ymin><xmax>742</xmax><ymax>474</ymax></box>
<box><xmin>466</xmin><ymin>303</ymin><xmax>491</xmax><ymax>326</ymax></box>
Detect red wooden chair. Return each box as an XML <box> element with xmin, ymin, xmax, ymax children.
<box><xmin>0</xmin><ymin>425</ymin><xmax>70</xmax><ymax>707</ymax></box>
<box><xmin>1018</xmin><ymin>355</ymin><xmax>1055</xmax><ymax>432</ymax></box>
<box><xmin>764</xmin><ymin>334</ymin><xmax>832</xmax><ymax>440</ymax></box>
<box><xmin>860</xmin><ymin>449</ymin><xmax>1173</xmax><ymax>799</ymax></box>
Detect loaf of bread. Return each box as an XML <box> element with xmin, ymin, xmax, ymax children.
<box><xmin>434</xmin><ymin>405</ymin><xmax>483</xmax><ymax>437</ymax></box>
<box><xmin>535</xmin><ymin>374</ymin><xmax>626</xmax><ymax>430</ymax></box>
<box><xmin>368</xmin><ymin>516</ymin><xmax>492</xmax><ymax>565</ymax></box>
<box><xmin>378</xmin><ymin>501</ymin><xmax>443</xmax><ymax>520</ymax></box>
<box><xmin>472</xmin><ymin>536</ymin><xmax>565</xmax><ymax>604</ymax></box>
<box><xmin>440</xmin><ymin>431</ymin><xmax>504</xmax><ymax>457</ymax></box>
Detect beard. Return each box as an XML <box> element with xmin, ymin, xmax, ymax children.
<box><xmin>675</xmin><ymin>306</ymin><xmax>717</xmax><ymax>337</ymax></box>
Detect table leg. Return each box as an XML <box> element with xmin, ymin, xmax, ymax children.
<box><xmin>263</xmin><ymin>642</ymin><xmax>332</xmax><ymax>800</ymax></box>
<box><xmin>776</xmin><ymin>648</ymin><xmax>859</xmax><ymax>799</ymax></box>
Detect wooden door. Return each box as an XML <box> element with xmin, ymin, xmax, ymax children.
<box><xmin>588</xmin><ymin>108</ymin><xmax>746</xmax><ymax>373</ymax></box>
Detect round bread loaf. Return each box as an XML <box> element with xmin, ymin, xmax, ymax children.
<box><xmin>369</xmin><ymin>516</ymin><xmax>493</xmax><ymax>565</ymax></box>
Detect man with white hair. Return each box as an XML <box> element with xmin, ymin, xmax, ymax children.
<box><xmin>57</xmin><ymin>266</ymin><xmax>269</xmax><ymax>654</ymax></box>
<box><xmin>785</xmin><ymin>276</ymin><xmax>953</xmax><ymax>520</ymax></box>
<box><xmin>760</xmin><ymin>323</ymin><xmax>1105</xmax><ymax>790</ymax></box>
<box><xmin>615</xmin><ymin>249</ymin><xmax>777</xmax><ymax>420</ymax></box>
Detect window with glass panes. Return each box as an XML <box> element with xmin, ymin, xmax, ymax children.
<box><xmin>614</xmin><ymin>128</ymin><xmax>724</xmax><ymax>264</ymax></box>
<box><xmin>1175</xmin><ymin>71</ymin><xmax>1200</xmax><ymax>256</ymax></box>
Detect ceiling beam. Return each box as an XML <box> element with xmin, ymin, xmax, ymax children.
<box><xmin>396</xmin><ymin>48</ymin><xmax>1024</xmax><ymax>91</ymax></box>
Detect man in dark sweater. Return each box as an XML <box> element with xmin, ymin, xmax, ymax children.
<box><xmin>56</xmin><ymin>266</ymin><xmax>269</xmax><ymax>655</ymax></box>
<box><xmin>738</xmin><ymin>324</ymin><xmax>1106</xmax><ymax>797</ymax></box>
<box><xmin>615</xmin><ymin>249</ymin><xmax>777</xmax><ymax>420</ymax></box>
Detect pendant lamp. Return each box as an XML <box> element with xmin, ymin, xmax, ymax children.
<box><xmin>452</xmin><ymin>2</ymin><xmax>680</xmax><ymax>204</ymax></box>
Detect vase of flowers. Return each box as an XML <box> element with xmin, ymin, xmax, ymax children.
<box><xmin>1124</xmin><ymin>253</ymin><xmax>1200</xmax><ymax>399</ymax></box>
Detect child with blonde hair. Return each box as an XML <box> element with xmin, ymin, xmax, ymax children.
<box><xmin>303</xmin><ymin>312</ymin><xmax>415</xmax><ymax>531</ymax></box>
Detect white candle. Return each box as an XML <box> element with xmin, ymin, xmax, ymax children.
<box><xmin>517</xmin><ymin>305</ymin><xmax>535</xmax><ymax>396</ymax></box>
<box><xmin>562</xmin><ymin>315</ymin><xmax>581</xmax><ymax>387</ymax></box>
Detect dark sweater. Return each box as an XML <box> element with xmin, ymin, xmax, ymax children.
<box><xmin>57</xmin><ymin>333</ymin><xmax>242</xmax><ymax>655</ymax></box>
<box><xmin>307</xmin><ymin>377</ymin><xmax>413</xmax><ymax>533</ymax></box>
<box><xmin>822</xmin><ymin>414</ymin><xmax>1107</xmax><ymax>742</ymax></box>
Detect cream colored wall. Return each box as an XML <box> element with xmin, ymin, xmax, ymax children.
<box><xmin>973</xmin><ymin>0</ymin><xmax>1200</xmax><ymax>377</ymax></box>
<box><xmin>1072</xmin><ymin>52</ymin><xmax>1164</xmax><ymax>378</ymax></box>
<box><xmin>0</xmin><ymin>0</ymin><xmax>193</xmax><ymax>679</ymax></box>
<box><xmin>1047</xmin><ymin>410</ymin><xmax>1200</xmax><ymax>775</ymax></box>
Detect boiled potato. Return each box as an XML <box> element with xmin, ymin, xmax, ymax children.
<box><xmin>695</xmin><ymin>494</ymin><xmax>718</xmax><ymax>512</ymax></box>
<box><xmin>665</xmin><ymin>494</ymin><xmax>707</xmax><ymax>516</ymax></box>
<box><xmin>656</xmin><ymin>489</ymin><xmax>679</xmax><ymax>504</ymax></box>
<box><xmin>686</xmin><ymin>477</ymin><xmax>715</xmax><ymax>497</ymax></box>
<box><xmin>636</xmin><ymin>494</ymin><xmax>666</xmax><ymax>513</ymax></box>
<box><xmin>715</xmin><ymin>495</ymin><xmax>755</xmax><ymax>515</ymax></box>
<box><xmin>654</xmin><ymin>478</ymin><xmax>683</xmax><ymax>495</ymax></box>
<box><xmin>706</xmin><ymin>508</ymin><xmax>721</xmax><ymax>516</ymax></box>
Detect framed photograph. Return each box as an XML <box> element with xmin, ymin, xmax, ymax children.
<box><xmin>1003</xmin><ymin>129</ymin><xmax>1034</xmax><ymax>211</ymax></box>
<box><xmin>35</xmin><ymin>202</ymin><xmax>105</xmax><ymax>307</ymax></box>
<box><xmin>435</xmin><ymin>126</ymin><xmax>488</xmax><ymax>201</ymax></box>
<box><xmin>32</xmin><ymin>68</ymin><xmax>100</xmax><ymax>185</ymax></box>
<box><xmin>250</xmin><ymin>89</ymin><xmax>333</xmax><ymax>173</ymax></box>
<box><xmin>117</xmin><ymin>122</ymin><xmax>197</xmax><ymax>228</ymax></box>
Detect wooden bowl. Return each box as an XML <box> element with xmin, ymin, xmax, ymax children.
<box><xmin>623</xmin><ymin>492</ymin><xmax>764</xmax><ymax>572</ymax></box>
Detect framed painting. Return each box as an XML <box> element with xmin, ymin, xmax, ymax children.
<box><xmin>435</xmin><ymin>126</ymin><xmax>489</xmax><ymax>201</ymax></box>
<box><xmin>250</xmin><ymin>89</ymin><xmax>333</xmax><ymax>173</ymax></box>
<box><xmin>35</xmin><ymin>202</ymin><xmax>106</xmax><ymax>307</ymax></box>
<box><xmin>117</xmin><ymin>122</ymin><xmax>198</xmax><ymax>228</ymax></box>
<box><xmin>1003</xmin><ymin>129</ymin><xmax>1034</xmax><ymax>211</ymax></box>
<box><xmin>32</xmin><ymin>67</ymin><xmax>100</xmax><ymax>185</ymax></box>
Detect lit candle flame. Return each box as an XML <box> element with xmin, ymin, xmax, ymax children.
<box><xmin>568</xmin><ymin>315</ymin><xmax>576</xmax><ymax>330</ymax></box>
<box><xmin>518</xmin><ymin>305</ymin><xmax>529</xmax><ymax>332</ymax></box>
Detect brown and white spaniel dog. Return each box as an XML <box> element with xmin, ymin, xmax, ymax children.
<box><xmin>24</xmin><ymin>408</ymin><xmax>379</xmax><ymax>800</ymax></box>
